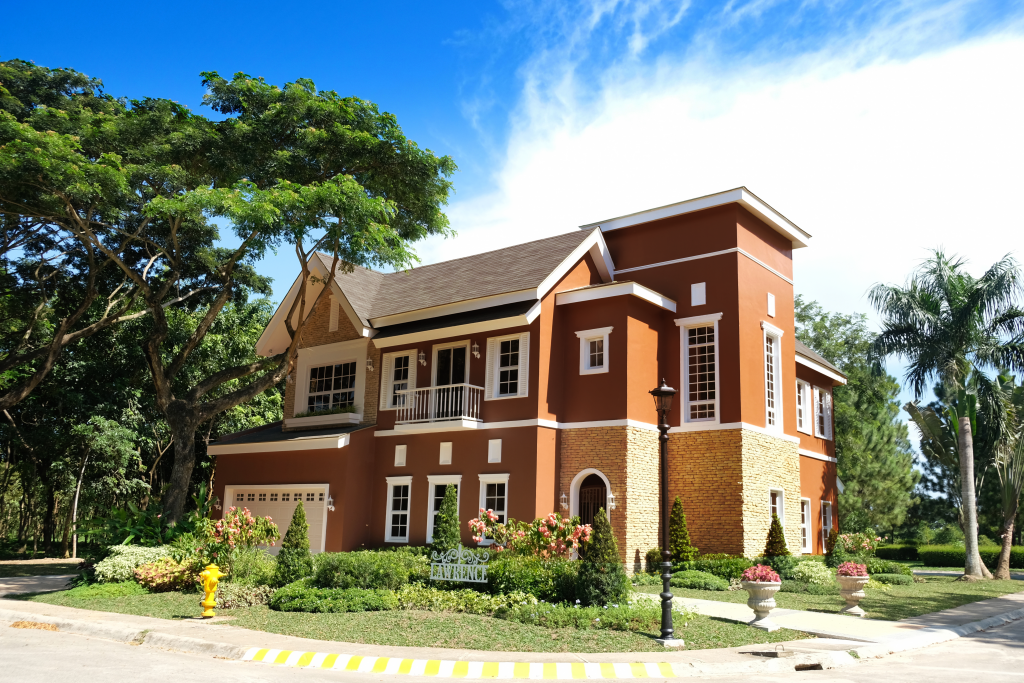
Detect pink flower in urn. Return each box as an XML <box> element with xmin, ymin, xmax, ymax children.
<box><xmin>741</xmin><ymin>565</ymin><xmax>781</xmax><ymax>583</ymax></box>
<box><xmin>837</xmin><ymin>562</ymin><xmax>868</xmax><ymax>577</ymax></box>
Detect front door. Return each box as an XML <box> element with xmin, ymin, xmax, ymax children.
<box><xmin>434</xmin><ymin>345</ymin><xmax>467</xmax><ymax>418</ymax></box>
<box><xmin>578</xmin><ymin>474</ymin><xmax>607</xmax><ymax>527</ymax></box>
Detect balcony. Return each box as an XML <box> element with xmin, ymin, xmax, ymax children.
<box><xmin>394</xmin><ymin>384</ymin><xmax>484</xmax><ymax>430</ymax></box>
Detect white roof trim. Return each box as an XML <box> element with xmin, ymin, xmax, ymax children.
<box><xmin>369</xmin><ymin>288</ymin><xmax>537</xmax><ymax>328</ymax></box>
<box><xmin>799</xmin><ymin>448</ymin><xmax>838</xmax><ymax>463</ymax></box>
<box><xmin>579</xmin><ymin>187</ymin><xmax>810</xmax><ymax>249</ymax></box>
<box><xmin>536</xmin><ymin>228</ymin><xmax>615</xmax><ymax>299</ymax></box>
<box><xmin>209</xmin><ymin>432</ymin><xmax>351</xmax><ymax>455</ymax></box>
<box><xmin>373</xmin><ymin>314</ymin><xmax>534</xmax><ymax>349</ymax></box>
<box><xmin>796</xmin><ymin>354</ymin><xmax>847</xmax><ymax>385</ymax></box>
<box><xmin>556</xmin><ymin>282</ymin><xmax>676</xmax><ymax>312</ymax></box>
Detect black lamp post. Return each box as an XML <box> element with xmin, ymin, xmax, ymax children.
<box><xmin>650</xmin><ymin>378</ymin><xmax>681</xmax><ymax>646</ymax></box>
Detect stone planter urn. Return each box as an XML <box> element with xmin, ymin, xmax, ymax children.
<box><xmin>837</xmin><ymin>575</ymin><xmax>870</xmax><ymax>617</ymax></box>
<box><xmin>740</xmin><ymin>581</ymin><xmax>782</xmax><ymax>631</ymax></box>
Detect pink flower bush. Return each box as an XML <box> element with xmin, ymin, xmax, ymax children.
<box><xmin>837</xmin><ymin>562</ymin><xmax>868</xmax><ymax>577</ymax></box>
<box><xmin>468</xmin><ymin>509</ymin><xmax>592</xmax><ymax>558</ymax></box>
<box><xmin>836</xmin><ymin>532</ymin><xmax>880</xmax><ymax>556</ymax></box>
<box><xmin>211</xmin><ymin>507</ymin><xmax>279</xmax><ymax>549</ymax></box>
<box><xmin>741</xmin><ymin>564</ymin><xmax>781</xmax><ymax>583</ymax></box>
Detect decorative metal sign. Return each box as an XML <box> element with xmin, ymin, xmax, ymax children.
<box><xmin>430</xmin><ymin>544</ymin><xmax>490</xmax><ymax>583</ymax></box>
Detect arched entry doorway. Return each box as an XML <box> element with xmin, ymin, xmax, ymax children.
<box><xmin>578</xmin><ymin>474</ymin><xmax>607</xmax><ymax>527</ymax></box>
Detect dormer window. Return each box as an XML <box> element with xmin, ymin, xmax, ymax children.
<box><xmin>307</xmin><ymin>361</ymin><xmax>356</xmax><ymax>412</ymax></box>
<box><xmin>576</xmin><ymin>327</ymin><xmax>612</xmax><ymax>375</ymax></box>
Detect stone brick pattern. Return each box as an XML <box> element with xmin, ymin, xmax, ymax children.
<box><xmin>666</xmin><ymin>429</ymin><xmax>745</xmax><ymax>556</ymax></box>
<box><xmin>558</xmin><ymin>426</ymin><xmax>660</xmax><ymax>573</ymax></box>
<box><xmin>362</xmin><ymin>344</ymin><xmax>381</xmax><ymax>426</ymax></box>
<box><xmin>740</xmin><ymin>430</ymin><xmax>801</xmax><ymax>557</ymax></box>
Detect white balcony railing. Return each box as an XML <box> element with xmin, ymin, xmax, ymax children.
<box><xmin>395</xmin><ymin>384</ymin><xmax>484</xmax><ymax>424</ymax></box>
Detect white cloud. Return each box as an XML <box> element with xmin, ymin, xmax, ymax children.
<box><xmin>421</xmin><ymin>23</ymin><xmax>1024</xmax><ymax>338</ymax></box>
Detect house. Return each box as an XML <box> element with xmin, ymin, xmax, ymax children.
<box><xmin>211</xmin><ymin>187</ymin><xmax>843</xmax><ymax>567</ymax></box>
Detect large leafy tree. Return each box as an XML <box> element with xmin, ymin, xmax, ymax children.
<box><xmin>870</xmin><ymin>251</ymin><xmax>1024</xmax><ymax>578</ymax></box>
<box><xmin>795</xmin><ymin>297</ymin><xmax>919</xmax><ymax>532</ymax></box>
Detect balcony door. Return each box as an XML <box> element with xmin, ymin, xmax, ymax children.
<box><xmin>433</xmin><ymin>342</ymin><xmax>468</xmax><ymax>419</ymax></box>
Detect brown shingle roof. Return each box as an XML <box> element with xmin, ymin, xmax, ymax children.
<box><xmin>795</xmin><ymin>338</ymin><xmax>845</xmax><ymax>377</ymax></box>
<box><xmin>323</xmin><ymin>230</ymin><xmax>596</xmax><ymax>323</ymax></box>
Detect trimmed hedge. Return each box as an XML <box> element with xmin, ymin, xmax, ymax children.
<box><xmin>675</xmin><ymin>556</ymin><xmax>752</xmax><ymax>580</ymax></box>
<box><xmin>872</xmin><ymin>573</ymin><xmax>913</xmax><ymax>586</ymax></box>
<box><xmin>779</xmin><ymin>580</ymin><xmax>839</xmax><ymax>595</ymax></box>
<box><xmin>487</xmin><ymin>555</ymin><xmax>578</xmax><ymax>602</ymax></box>
<box><xmin>917</xmin><ymin>545</ymin><xmax>1024</xmax><ymax>569</ymax></box>
<box><xmin>313</xmin><ymin>550</ymin><xmax>429</xmax><ymax>590</ymax></box>
<box><xmin>875</xmin><ymin>545</ymin><xmax>919</xmax><ymax>561</ymax></box>
<box><xmin>669</xmin><ymin>570</ymin><xmax>729</xmax><ymax>591</ymax></box>
<box><xmin>866</xmin><ymin>558</ymin><xmax>913</xmax><ymax>576</ymax></box>
<box><xmin>270</xmin><ymin>581</ymin><xmax>398</xmax><ymax>613</ymax></box>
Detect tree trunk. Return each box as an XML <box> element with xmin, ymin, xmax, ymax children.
<box><xmin>71</xmin><ymin>449</ymin><xmax>90</xmax><ymax>560</ymax></box>
<box><xmin>160</xmin><ymin>409</ymin><xmax>200</xmax><ymax>525</ymax></box>
<box><xmin>995</xmin><ymin>518</ymin><xmax>1015</xmax><ymax>580</ymax></box>
<box><xmin>958</xmin><ymin>416</ymin><xmax>983</xmax><ymax>578</ymax></box>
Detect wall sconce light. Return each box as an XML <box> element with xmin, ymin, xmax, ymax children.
<box><xmin>608</xmin><ymin>492</ymin><xmax>616</xmax><ymax>510</ymax></box>
<box><xmin>213</xmin><ymin>504</ymin><xmax>222</xmax><ymax>511</ymax></box>
<box><xmin>560</xmin><ymin>492</ymin><xmax>568</xmax><ymax>510</ymax></box>
<box><xmin>366</xmin><ymin>357</ymin><xmax>374</xmax><ymax>372</ymax></box>
<box><xmin>327</xmin><ymin>495</ymin><xmax>336</xmax><ymax>512</ymax></box>
<box><xmin>472</xmin><ymin>341</ymin><xmax>480</xmax><ymax>359</ymax></box>
<box><xmin>418</xmin><ymin>350</ymin><xmax>427</xmax><ymax>366</ymax></box>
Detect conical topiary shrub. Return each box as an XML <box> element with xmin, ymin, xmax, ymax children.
<box><xmin>576</xmin><ymin>508</ymin><xmax>629</xmax><ymax>606</ymax></box>
<box><xmin>431</xmin><ymin>484</ymin><xmax>461</xmax><ymax>554</ymax></box>
<box><xmin>274</xmin><ymin>501</ymin><xmax>314</xmax><ymax>586</ymax></box>
<box><xmin>669</xmin><ymin>496</ymin><xmax>699</xmax><ymax>562</ymax></box>
<box><xmin>763</xmin><ymin>512</ymin><xmax>791</xmax><ymax>557</ymax></box>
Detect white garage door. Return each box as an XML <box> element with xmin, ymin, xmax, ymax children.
<box><xmin>224</xmin><ymin>484</ymin><xmax>328</xmax><ymax>554</ymax></box>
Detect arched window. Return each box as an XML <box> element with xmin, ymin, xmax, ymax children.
<box><xmin>578</xmin><ymin>474</ymin><xmax>607</xmax><ymax>527</ymax></box>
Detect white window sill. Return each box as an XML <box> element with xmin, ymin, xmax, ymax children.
<box><xmin>285</xmin><ymin>412</ymin><xmax>362</xmax><ymax>429</ymax></box>
<box><xmin>580</xmin><ymin>367</ymin><xmax>608</xmax><ymax>375</ymax></box>
<box><xmin>486</xmin><ymin>393</ymin><xmax>523</xmax><ymax>401</ymax></box>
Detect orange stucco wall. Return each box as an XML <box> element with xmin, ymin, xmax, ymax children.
<box><xmin>799</xmin><ymin>455</ymin><xmax>839</xmax><ymax>554</ymax></box>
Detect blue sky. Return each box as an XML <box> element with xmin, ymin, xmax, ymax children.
<box><xmin>5</xmin><ymin>0</ymin><xmax>1024</xmax><ymax>409</ymax></box>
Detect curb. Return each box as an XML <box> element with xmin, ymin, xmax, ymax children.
<box><xmin>1</xmin><ymin>603</ymin><xmax>1021</xmax><ymax>678</ymax></box>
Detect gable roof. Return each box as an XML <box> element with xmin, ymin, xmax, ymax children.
<box><xmin>322</xmin><ymin>229</ymin><xmax>611</xmax><ymax>327</ymax></box>
<box><xmin>579</xmin><ymin>187</ymin><xmax>811</xmax><ymax>249</ymax></box>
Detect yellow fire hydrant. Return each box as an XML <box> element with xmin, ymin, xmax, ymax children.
<box><xmin>199</xmin><ymin>564</ymin><xmax>226</xmax><ymax>618</ymax></box>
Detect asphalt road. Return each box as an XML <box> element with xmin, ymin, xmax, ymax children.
<box><xmin>2</xmin><ymin>619</ymin><xmax>1023</xmax><ymax>682</ymax></box>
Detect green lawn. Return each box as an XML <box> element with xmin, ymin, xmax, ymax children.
<box><xmin>636</xmin><ymin>577</ymin><xmax>1023</xmax><ymax>621</ymax></box>
<box><xmin>18</xmin><ymin>589</ymin><xmax>805</xmax><ymax>653</ymax></box>
<box><xmin>0</xmin><ymin>562</ymin><xmax>81</xmax><ymax>578</ymax></box>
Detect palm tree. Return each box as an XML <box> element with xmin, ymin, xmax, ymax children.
<box><xmin>870</xmin><ymin>251</ymin><xmax>1024</xmax><ymax>578</ymax></box>
<box><xmin>992</xmin><ymin>382</ymin><xmax>1024</xmax><ymax>579</ymax></box>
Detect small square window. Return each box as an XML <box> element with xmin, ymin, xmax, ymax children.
<box><xmin>294</xmin><ymin>493</ymin><xmax>302</xmax><ymax>501</ymax></box>
<box><xmin>319</xmin><ymin>493</ymin><xmax>324</xmax><ymax>502</ymax></box>
<box><xmin>282</xmin><ymin>493</ymin><xmax>290</xmax><ymax>502</ymax></box>
<box><xmin>247</xmin><ymin>493</ymin><xmax>255</xmax><ymax>502</ymax></box>
<box><xmin>258</xmin><ymin>492</ymin><xmax>266</xmax><ymax>502</ymax></box>
<box><xmin>236</xmin><ymin>493</ymin><xmax>243</xmax><ymax>502</ymax></box>
<box><xmin>306</xmin><ymin>492</ymin><xmax>315</xmax><ymax>502</ymax></box>
<box><xmin>576</xmin><ymin>327</ymin><xmax>612</xmax><ymax>375</ymax></box>
<box><xmin>270</xmin><ymin>493</ymin><xmax>278</xmax><ymax>502</ymax></box>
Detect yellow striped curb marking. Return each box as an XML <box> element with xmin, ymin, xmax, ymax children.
<box><xmin>242</xmin><ymin>648</ymin><xmax>684</xmax><ymax>679</ymax></box>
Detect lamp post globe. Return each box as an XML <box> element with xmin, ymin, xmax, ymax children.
<box><xmin>649</xmin><ymin>378</ymin><xmax>681</xmax><ymax>646</ymax></box>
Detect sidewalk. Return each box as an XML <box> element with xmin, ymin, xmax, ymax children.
<box><xmin>1</xmin><ymin>589</ymin><xmax>1022</xmax><ymax>679</ymax></box>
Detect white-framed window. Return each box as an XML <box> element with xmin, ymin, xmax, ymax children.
<box><xmin>378</xmin><ymin>351</ymin><xmax>417</xmax><ymax>410</ymax></box>
<box><xmin>426</xmin><ymin>474</ymin><xmax>462</xmax><ymax>543</ymax></box>
<box><xmin>769</xmin><ymin>488</ymin><xmax>785</xmax><ymax>525</ymax></box>
<box><xmin>821</xmin><ymin>500</ymin><xmax>833</xmax><ymax>551</ymax></box>
<box><xmin>796</xmin><ymin>380</ymin><xmax>811</xmax><ymax>434</ymax></box>
<box><xmin>814</xmin><ymin>386</ymin><xmax>834</xmax><ymax>440</ymax></box>
<box><xmin>485</xmin><ymin>333</ymin><xmax>530</xmax><ymax>400</ymax></box>
<box><xmin>575</xmin><ymin>327</ymin><xmax>612</xmax><ymax>375</ymax></box>
<box><xmin>307</xmin><ymin>361</ymin><xmax>357</xmax><ymax>413</ymax></box>
<box><xmin>385</xmin><ymin>475</ymin><xmax>412</xmax><ymax>543</ymax></box>
<box><xmin>675</xmin><ymin>314</ymin><xmax>723</xmax><ymax>423</ymax></box>
<box><xmin>800</xmin><ymin>498</ymin><xmax>812</xmax><ymax>553</ymax></box>
<box><xmin>478</xmin><ymin>473</ymin><xmax>510</xmax><ymax>534</ymax></box>
<box><xmin>762</xmin><ymin>321</ymin><xmax>784</xmax><ymax>430</ymax></box>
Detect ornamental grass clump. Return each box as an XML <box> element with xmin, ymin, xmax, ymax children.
<box><xmin>837</xmin><ymin>561</ymin><xmax>868</xmax><ymax>577</ymax></box>
<box><xmin>134</xmin><ymin>557</ymin><xmax>193</xmax><ymax>592</ymax></box>
<box><xmin>741</xmin><ymin>565</ymin><xmax>780</xmax><ymax>583</ymax></box>
<box><xmin>94</xmin><ymin>545</ymin><xmax>174</xmax><ymax>583</ymax></box>
<box><xmin>791</xmin><ymin>560</ymin><xmax>836</xmax><ymax>586</ymax></box>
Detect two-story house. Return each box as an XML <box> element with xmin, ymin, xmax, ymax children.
<box><xmin>210</xmin><ymin>187</ymin><xmax>843</xmax><ymax>567</ymax></box>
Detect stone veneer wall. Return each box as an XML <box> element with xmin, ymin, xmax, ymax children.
<box><xmin>739</xmin><ymin>429</ymin><xmax>801</xmax><ymax>557</ymax></box>
<box><xmin>558</xmin><ymin>426</ymin><xmax>660</xmax><ymax>573</ymax></box>
<box><xmin>283</xmin><ymin>288</ymin><xmax>378</xmax><ymax>425</ymax></box>
<box><xmin>666</xmin><ymin>429</ymin><xmax>745</xmax><ymax>556</ymax></box>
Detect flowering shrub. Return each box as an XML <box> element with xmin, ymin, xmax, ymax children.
<box><xmin>94</xmin><ymin>545</ymin><xmax>174</xmax><ymax>583</ymax></box>
<box><xmin>837</xmin><ymin>561</ymin><xmax>868</xmax><ymax>577</ymax></box>
<box><xmin>836</xmin><ymin>532</ymin><xmax>881</xmax><ymax>556</ymax></box>
<box><xmin>189</xmin><ymin>507</ymin><xmax>279</xmax><ymax>567</ymax></box>
<box><xmin>741</xmin><ymin>564</ymin><xmax>781</xmax><ymax>583</ymax></box>
<box><xmin>468</xmin><ymin>509</ymin><xmax>592</xmax><ymax>558</ymax></box>
<box><xmin>134</xmin><ymin>557</ymin><xmax>193</xmax><ymax>592</ymax></box>
<box><xmin>217</xmin><ymin>582</ymin><xmax>275</xmax><ymax>608</ymax></box>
